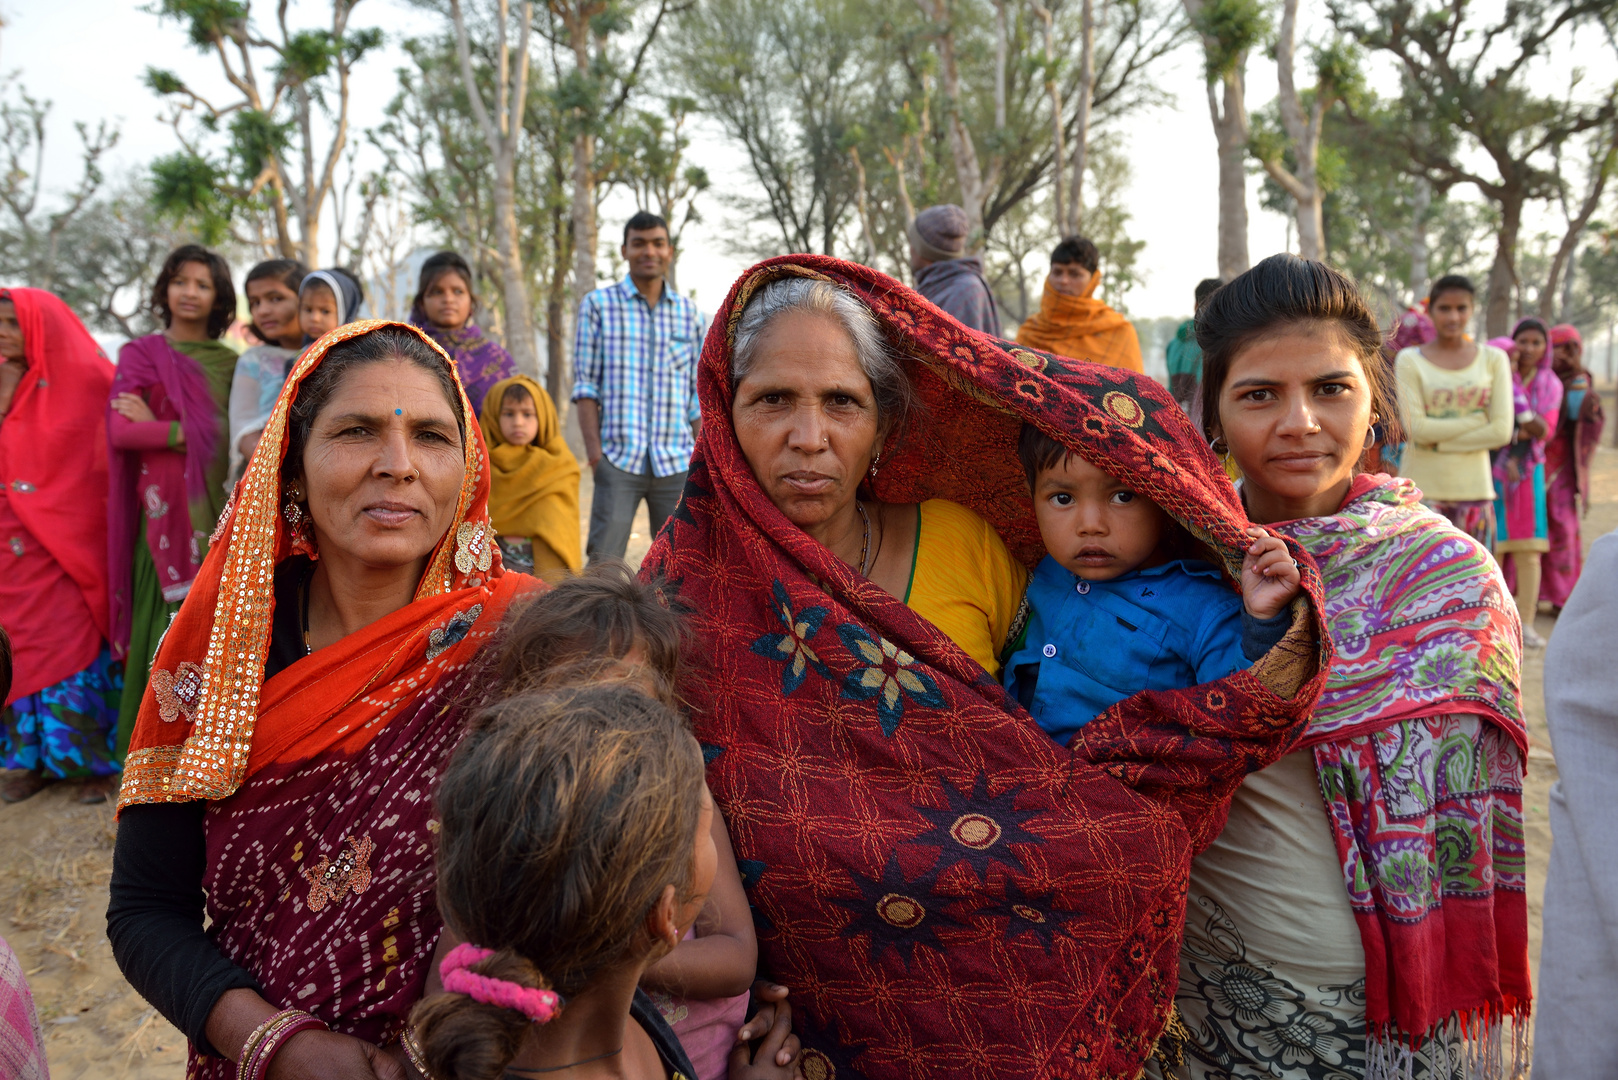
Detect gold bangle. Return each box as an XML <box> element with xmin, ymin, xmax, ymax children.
<box><xmin>237</xmin><ymin>1008</ymin><xmax>300</xmax><ymax>1075</ymax></box>
<box><xmin>401</xmin><ymin>1026</ymin><xmax>435</xmax><ymax>1080</ymax></box>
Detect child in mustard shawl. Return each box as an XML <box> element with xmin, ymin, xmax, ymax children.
<box><xmin>480</xmin><ymin>376</ymin><xmax>583</xmax><ymax>577</ymax></box>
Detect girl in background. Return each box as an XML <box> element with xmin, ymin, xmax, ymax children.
<box><xmin>1542</xmin><ymin>324</ymin><xmax>1605</xmax><ymax>610</ymax></box>
<box><xmin>411</xmin><ymin>251</ymin><xmax>517</xmax><ymax>417</ymax></box>
<box><xmin>1492</xmin><ymin>318</ymin><xmax>1561</xmax><ymax>648</ymax></box>
<box><xmin>227</xmin><ymin>258</ymin><xmax>307</xmax><ymax>479</ymax></box>
<box><xmin>489</xmin><ymin>564</ymin><xmax>762</xmax><ymax>1080</ymax></box>
<box><xmin>107</xmin><ymin>244</ymin><xmax>237</xmax><ymax>757</ymax></box>
<box><xmin>405</xmin><ymin>684</ymin><xmax>799</xmax><ymax>1080</ymax></box>
<box><xmin>480</xmin><ymin>375</ymin><xmax>582</xmax><ymax>577</ymax></box>
<box><xmin>1394</xmin><ymin>274</ymin><xmax>1514</xmax><ymax>547</ymax></box>
<box><xmin>298</xmin><ymin>267</ymin><xmax>364</xmax><ymax>344</ymax></box>
<box><xmin>0</xmin><ymin>289</ymin><xmax>121</xmax><ymax>803</ymax></box>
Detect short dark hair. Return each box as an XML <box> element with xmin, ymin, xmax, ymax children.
<box><xmin>499</xmin><ymin>381</ymin><xmax>534</xmax><ymax>410</ymax></box>
<box><xmin>1194</xmin><ymin>278</ymin><xmax>1223</xmax><ymax>308</ymax></box>
<box><xmin>492</xmin><ymin>559</ymin><xmax>689</xmax><ymax>708</ymax></box>
<box><xmin>244</xmin><ymin>259</ymin><xmax>308</xmax><ymax>343</ymax></box>
<box><xmin>1197</xmin><ymin>254</ymin><xmax>1391</xmax><ymax>442</ymax></box>
<box><xmin>1512</xmin><ymin>317</ymin><xmax>1549</xmax><ymax>343</ymax></box>
<box><xmin>151</xmin><ymin>244</ymin><xmax>236</xmax><ymax>339</ymax></box>
<box><xmin>412</xmin><ymin>250</ymin><xmax>480</xmax><ymax>321</ymax></box>
<box><xmin>1051</xmin><ymin>237</ymin><xmax>1099</xmax><ymax>273</ymax></box>
<box><xmin>283</xmin><ymin>325</ymin><xmax>465</xmax><ymax>486</ymax></box>
<box><xmin>1016</xmin><ymin>422</ymin><xmax>1073</xmax><ymax>489</ymax></box>
<box><xmin>1427</xmin><ymin>274</ymin><xmax>1475</xmax><ymax>305</ymax></box>
<box><xmin>623</xmin><ymin>210</ymin><xmax>670</xmax><ymax>244</ymax></box>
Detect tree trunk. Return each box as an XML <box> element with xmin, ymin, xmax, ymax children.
<box><xmin>1408</xmin><ymin>175</ymin><xmax>1431</xmax><ymax>303</ymax></box>
<box><xmin>1031</xmin><ymin>1</ymin><xmax>1065</xmax><ymax>235</ymax></box>
<box><xmin>918</xmin><ymin>0</ymin><xmax>996</xmax><ymax>243</ymax></box>
<box><xmin>1209</xmin><ymin>72</ymin><xmax>1251</xmax><ymax>280</ymax></box>
<box><xmin>547</xmin><ymin>160</ymin><xmax>573</xmax><ymax>410</ymax></box>
<box><xmin>1484</xmin><ymin>190</ymin><xmax>1522</xmax><ymax>337</ymax></box>
<box><xmin>1066</xmin><ymin>0</ymin><xmax>1095</xmax><ymax>235</ymax></box>
<box><xmin>1264</xmin><ymin>0</ymin><xmax>1324</xmax><ymax>260</ymax></box>
<box><xmin>492</xmin><ymin>162</ymin><xmax>541</xmax><ymax>376</ymax></box>
<box><xmin>1541</xmin><ymin>124</ymin><xmax>1618</xmax><ymax>320</ymax></box>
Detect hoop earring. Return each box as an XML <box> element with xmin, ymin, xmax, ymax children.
<box><xmin>1363</xmin><ymin>427</ymin><xmax>1378</xmax><ymax>450</ymax></box>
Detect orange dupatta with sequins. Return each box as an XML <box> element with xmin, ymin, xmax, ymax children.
<box><xmin>118</xmin><ymin>320</ymin><xmax>532</xmax><ymax>809</ymax></box>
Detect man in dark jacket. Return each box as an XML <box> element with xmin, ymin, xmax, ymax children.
<box><xmin>908</xmin><ymin>204</ymin><xmax>1002</xmax><ymax>336</ymax></box>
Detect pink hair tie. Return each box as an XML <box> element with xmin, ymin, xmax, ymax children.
<box><xmin>440</xmin><ymin>943</ymin><xmax>561</xmax><ymax>1024</ymax></box>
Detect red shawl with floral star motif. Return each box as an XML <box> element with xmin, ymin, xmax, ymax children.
<box><xmin>642</xmin><ymin>256</ymin><xmax>1331</xmax><ymax>1080</ymax></box>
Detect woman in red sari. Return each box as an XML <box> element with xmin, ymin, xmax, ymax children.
<box><xmin>0</xmin><ymin>288</ymin><xmax>121</xmax><ymax>803</ymax></box>
<box><xmin>1541</xmin><ymin>324</ymin><xmax>1605</xmax><ymax>610</ymax></box>
<box><xmin>108</xmin><ymin>321</ymin><xmax>534</xmax><ymax>1080</ymax></box>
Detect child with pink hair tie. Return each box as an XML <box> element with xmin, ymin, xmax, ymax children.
<box><xmin>400</xmin><ymin>684</ymin><xmax>801</xmax><ymax>1080</ymax></box>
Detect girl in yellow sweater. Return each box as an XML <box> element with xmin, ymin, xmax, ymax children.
<box><xmin>1394</xmin><ymin>274</ymin><xmax>1514</xmax><ymax>547</ymax></box>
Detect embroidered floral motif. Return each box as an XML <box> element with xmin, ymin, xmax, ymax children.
<box><xmin>301</xmin><ymin>835</ymin><xmax>375</xmax><ymax>912</ymax></box>
<box><xmin>835</xmin><ymin>624</ymin><xmax>945</xmax><ymax>736</ymax></box>
<box><xmin>8</xmin><ymin>537</ymin><xmax>22</xmax><ymax>556</ymax></box>
<box><xmin>426</xmin><ymin>604</ymin><xmax>484</xmax><ymax>660</ymax></box>
<box><xmin>142</xmin><ymin>483</ymin><xmax>169</xmax><ymax>520</ymax></box>
<box><xmin>151</xmin><ymin>661</ymin><xmax>207</xmax><ymax>723</ymax></box>
<box><xmin>454</xmin><ymin>521</ymin><xmax>493</xmax><ymax>574</ymax></box>
<box><xmin>750</xmin><ymin>581</ymin><xmax>830</xmax><ymax>695</ymax></box>
<box><xmin>10</xmin><ymin>479</ymin><xmax>35</xmax><ymax>493</ymax></box>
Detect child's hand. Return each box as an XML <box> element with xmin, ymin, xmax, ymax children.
<box><xmin>730</xmin><ymin>982</ymin><xmax>803</xmax><ymax>1079</ymax></box>
<box><xmin>1241</xmin><ymin>527</ymin><xmax>1302</xmax><ymax>622</ymax></box>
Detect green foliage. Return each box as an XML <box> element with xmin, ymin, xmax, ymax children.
<box><xmin>143</xmin><ymin>68</ymin><xmax>188</xmax><ymax>96</ymax></box>
<box><xmin>1193</xmin><ymin>0</ymin><xmax>1271</xmax><ymax>82</ymax></box>
<box><xmin>227</xmin><ymin>110</ymin><xmax>292</xmax><ymax>184</ymax></box>
<box><xmin>146</xmin><ymin>0</ymin><xmax>250</xmax><ymax>49</ymax></box>
<box><xmin>148</xmin><ymin>151</ymin><xmax>235</xmax><ymax>243</ymax></box>
<box><xmin>279</xmin><ymin>30</ymin><xmax>338</xmax><ymax>83</ymax></box>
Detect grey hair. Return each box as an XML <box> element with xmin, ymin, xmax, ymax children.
<box><xmin>730</xmin><ymin>277</ymin><xmax>915</xmax><ymax>433</ymax></box>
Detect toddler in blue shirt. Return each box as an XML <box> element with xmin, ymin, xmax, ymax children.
<box><xmin>1003</xmin><ymin>424</ymin><xmax>1303</xmax><ymax>745</ymax></box>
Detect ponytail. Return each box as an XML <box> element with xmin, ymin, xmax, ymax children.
<box><xmin>410</xmin><ymin>946</ymin><xmax>556</xmax><ymax>1080</ymax></box>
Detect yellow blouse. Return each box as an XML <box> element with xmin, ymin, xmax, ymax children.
<box><xmin>904</xmin><ymin>499</ymin><xmax>1030</xmax><ymax>675</ymax></box>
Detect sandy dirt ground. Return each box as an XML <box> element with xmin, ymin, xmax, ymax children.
<box><xmin>5</xmin><ymin>431</ymin><xmax>1610</xmax><ymax>1078</ymax></box>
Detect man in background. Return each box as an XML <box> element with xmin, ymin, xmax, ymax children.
<box><xmin>1166</xmin><ymin>276</ymin><xmax>1223</xmax><ymax>409</ymax></box>
<box><xmin>1016</xmin><ymin>236</ymin><xmax>1142</xmax><ymax>372</ymax></box>
<box><xmin>573</xmin><ymin>210</ymin><xmax>706</xmax><ymax>561</ymax></box>
<box><xmin>908</xmin><ymin>204</ymin><xmax>1001</xmax><ymax>336</ymax></box>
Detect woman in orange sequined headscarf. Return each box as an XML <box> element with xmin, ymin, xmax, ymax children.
<box><xmin>107</xmin><ymin>321</ymin><xmax>536</xmax><ymax>1080</ymax></box>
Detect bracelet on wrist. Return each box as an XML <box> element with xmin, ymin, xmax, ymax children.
<box><xmin>401</xmin><ymin>1025</ymin><xmax>436</xmax><ymax>1080</ymax></box>
<box><xmin>236</xmin><ymin>1008</ymin><xmax>328</xmax><ymax>1080</ymax></box>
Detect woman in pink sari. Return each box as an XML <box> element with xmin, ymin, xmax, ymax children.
<box><xmin>1542</xmin><ymin>325</ymin><xmax>1605</xmax><ymax>610</ymax></box>
<box><xmin>1492</xmin><ymin>318</ymin><xmax>1561</xmax><ymax>648</ymax></box>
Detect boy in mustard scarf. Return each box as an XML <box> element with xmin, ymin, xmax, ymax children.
<box><xmin>480</xmin><ymin>375</ymin><xmax>584</xmax><ymax>577</ymax></box>
<box><xmin>1016</xmin><ymin>236</ymin><xmax>1143</xmax><ymax>372</ymax></box>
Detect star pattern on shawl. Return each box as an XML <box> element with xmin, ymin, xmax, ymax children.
<box><xmin>751</xmin><ymin>580</ymin><xmax>832</xmax><ymax>695</ymax></box>
<box><xmin>906</xmin><ymin>773</ymin><xmax>1043</xmax><ymax>879</ymax></box>
<box><xmin>1090</xmin><ymin>371</ymin><xmax>1177</xmax><ymax>445</ymax></box>
<box><xmin>834</xmin><ymin>624</ymin><xmax>945</xmax><ymax>736</ymax></box>
<box><xmin>666</xmin><ymin>460</ymin><xmax>713</xmax><ymax>534</ymax></box>
<box><xmin>796</xmin><ymin>1013</ymin><xmax>874</xmax><ymax>1080</ymax></box>
<box><xmin>980</xmin><ymin>877</ymin><xmax>1086</xmax><ymax>955</ymax></box>
<box><xmin>831</xmin><ymin>853</ymin><xmax>966</xmax><ymax>967</ymax></box>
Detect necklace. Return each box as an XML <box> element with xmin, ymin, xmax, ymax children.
<box><xmin>506</xmin><ymin>1047</ymin><xmax>624</xmax><ymax>1074</ymax></box>
<box><xmin>855</xmin><ymin>501</ymin><xmax>873</xmax><ymax>576</ymax></box>
<box><xmin>297</xmin><ymin>563</ymin><xmax>316</xmax><ymax>656</ymax></box>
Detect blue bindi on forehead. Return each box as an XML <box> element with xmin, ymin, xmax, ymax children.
<box><xmin>395</xmin><ymin>408</ymin><xmax>403</xmax><ymax>415</ymax></box>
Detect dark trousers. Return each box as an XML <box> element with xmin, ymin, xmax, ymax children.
<box><xmin>587</xmin><ymin>456</ymin><xmax>687</xmax><ymax>561</ymax></box>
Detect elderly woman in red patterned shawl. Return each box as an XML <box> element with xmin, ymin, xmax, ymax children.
<box><xmin>642</xmin><ymin>255</ymin><xmax>1330</xmax><ymax>1080</ymax></box>
<box><xmin>107</xmin><ymin>322</ymin><xmax>533</xmax><ymax>1080</ymax></box>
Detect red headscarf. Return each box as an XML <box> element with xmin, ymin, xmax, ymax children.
<box><xmin>0</xmin><ymin>287</ymin><xmax>114</xmax><ymax>649</ymax></box>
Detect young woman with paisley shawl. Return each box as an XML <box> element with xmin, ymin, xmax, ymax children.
<box><xmin>107</xmin><ymin>322</ymin><xmax>534</xmax><ymax>1080</ymax></box>
<box><xmin>1164</xmin><ymin>256</ymin><xmax>1528</xmax><ymax>1080</ymax></box>
<box><xmin>642</xmin><ymin>255</ymin><xmax>1332</xmax><ymax>1080</ymax></box>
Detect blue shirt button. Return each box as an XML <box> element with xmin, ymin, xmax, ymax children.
<box><xmin>1042</xmin><ymin>643</ymin><xmax>1057</xmax><ymax>658</ymax></box>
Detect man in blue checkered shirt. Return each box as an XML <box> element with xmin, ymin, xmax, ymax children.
<box><xmin>572</xmin><ymin>211</ymin><xmax>707</xmax><ymax>560</ymax></box>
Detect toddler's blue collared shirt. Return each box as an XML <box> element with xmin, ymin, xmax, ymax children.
<box><xmin>1003</xmin><ymin>555</ymin><xmax>1288</xmax><ymax>745</ymax></box>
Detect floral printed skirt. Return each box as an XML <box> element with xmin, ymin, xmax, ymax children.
<box><xmin>1</xmin><ymin>646</ymin><xmax>123</xmax><ymax>779</ymax></box>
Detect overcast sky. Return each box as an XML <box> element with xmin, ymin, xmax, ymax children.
<box><xmin>0</xmin><ymin>0</ymin><xmax>1595</xmax><ymax>325</ymax></box>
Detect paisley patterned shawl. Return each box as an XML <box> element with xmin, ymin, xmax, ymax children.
<box><xmin>643</xmin><ymin>256</ymin><xmax>1331</xmax><ymax>1080</ymax></box>
<box><xmin>1277</xmin><ymin>474</ymin><xmax>1530</xmax><ymax>1064</ymax></box>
